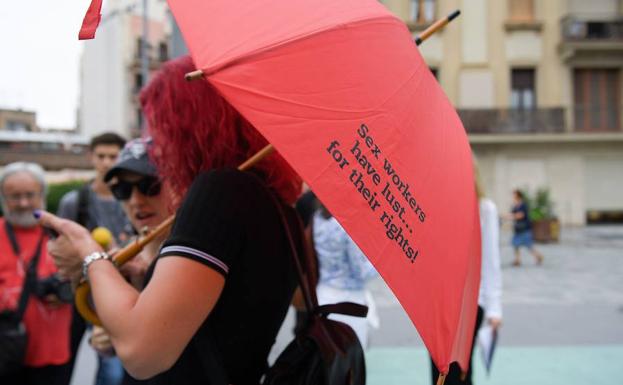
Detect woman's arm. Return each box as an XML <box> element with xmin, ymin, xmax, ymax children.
<box><xmin>480</xmin><ymin>200</ymin><xmax>503</xmax><ymax>326</ymax></box>
<box><xmin>90</xmin><ymin>256</ymin><xmax>224</xmax><ymax>379</ymax></box>
<box><xmin>38</xmin><ymin>210</ymin><xmax>225</xmax><ymax>379</ymax></box>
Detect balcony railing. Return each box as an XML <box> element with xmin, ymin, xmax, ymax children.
<box><xmin>458</xmin><ymin>108</ymin><xmax>566</xmax><ymax>134</ymax></box>
<box><xmin>573</xmin><ymin>106</ymin><xmax>621</xmax><ymax>132</ymax></box>
<box><xmin>561</xmin><ymin>14</ymin><xmax>623</xmax><ymax>41</ymax></box>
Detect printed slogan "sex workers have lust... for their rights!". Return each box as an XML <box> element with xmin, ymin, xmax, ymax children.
<box><xmin>325</xmin><ymin>123</ymin><xmax>426</xmax><ymax>263</ymax></box>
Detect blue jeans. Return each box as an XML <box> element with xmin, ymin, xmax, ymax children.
<box><xmin>95</xmin><ymin>355</ymin><xmax>124</xmax><ymax>385</ymax></box>
<box><xmin>512</xmin><ymin>230</ymin><xmax>534</xmax><ymax>248</ymax></box>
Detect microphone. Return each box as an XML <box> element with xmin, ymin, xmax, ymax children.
<box><xmin>91</xmin><ymin>227</ymin><xmax>113</xmax><ymax>250</ymax></box>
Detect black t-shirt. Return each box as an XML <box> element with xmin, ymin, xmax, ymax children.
<box><xmin>141</xmin><ymin>169</ymin><xmax>302</xmax><ymax>385</ymax></box>
<box><xmin>512</xmin><ymin>202</ymin><xmax>531</xmax><ymax>233</ymax></box>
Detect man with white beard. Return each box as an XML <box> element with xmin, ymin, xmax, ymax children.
<box><xmin>0</xmin><ymin>162</ymin><xmax>72</xmax><ymax>385</ymax></box>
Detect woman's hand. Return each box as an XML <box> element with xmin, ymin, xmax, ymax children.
<box><xmin>488</xmin><ymin>317</ymin><xmax>502</xmax><ymax>332</ymax></box>
<box><xmin>119</xmin><ymin>251</ymin><xmax>151</xmax><ymax>289</ymax></box>
<box><xmin>90</xmin><ymin>326</ymin><xmax>115</xmax><ymax>357</ymax></box>
<box><xmin>35</xmin><ymin>210</ymin><xmax>104</xmax><ymax>285</ymax></box>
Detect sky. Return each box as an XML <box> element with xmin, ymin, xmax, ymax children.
<box><xmin>0</xmin><ymin>1</ymin><xmax>89</xmax><ymax>129</ymax></box>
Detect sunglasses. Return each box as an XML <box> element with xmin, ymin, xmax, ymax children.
<box><xmin>109</xmin><ymin>177</ymin><xmax>162</xmax><ymax>201</ymax></box>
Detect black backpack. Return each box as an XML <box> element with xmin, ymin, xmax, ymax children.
<box><xmin>264</xmin><ymin>195</ymin><xmax>368</xmax><ymax>385</ymax></box>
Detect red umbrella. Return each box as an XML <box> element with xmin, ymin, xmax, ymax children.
<box><xmin>79</xmin><ymin>0</ymin><xmax>481</xmax><ymax>380</ymax></box>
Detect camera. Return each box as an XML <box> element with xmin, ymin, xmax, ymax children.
<box><xmin>35</xmin><ymin>275</ymin><xmax>74</xmax><ymax>303</ymax></box>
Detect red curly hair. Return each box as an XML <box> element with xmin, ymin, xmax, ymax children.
<box><xmin>140</xmin><ymin>56</ymin><xmax>301</xmax><ymax>205</ymax></box>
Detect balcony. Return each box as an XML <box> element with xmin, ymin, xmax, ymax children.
<box><xmin>559</xmin><ymin>14</ymin><xmax>623</xmax><ymax>64</ymax></box>
<box><xmin>458</xmin><ymin>108</ymin><xmax>565</xmax><ymax>134</ymax></box>
<box><xmin>574</xmin><ymin>106</ymin><xmax>621</xmax><ymax>133</ymax></box>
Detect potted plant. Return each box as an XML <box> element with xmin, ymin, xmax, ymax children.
<box><xmin>524</xmin><ymin>188</ymin><xmax>560</xmax><ymax>243</ymax></box>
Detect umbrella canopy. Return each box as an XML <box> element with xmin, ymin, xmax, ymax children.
<box><xmin>80</xmin><ymin>0</ymin><xmax>481</xmax><ymax>375</ymax></box>
<box><xmin>169</xmin><ymin>0</ymin><xmax>481</xmax><ymax>374</ymax></box>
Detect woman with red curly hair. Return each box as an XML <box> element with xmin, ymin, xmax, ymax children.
<box><xmin>36</xmin><ymin>55</ymin><xmax>304</xmax><ymax>385</ymax></box>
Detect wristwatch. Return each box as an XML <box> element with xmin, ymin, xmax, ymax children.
<box><xmin>82</xmin><ymin>251</ymin><xmax>112</xmax><ymax>280</ymax></box>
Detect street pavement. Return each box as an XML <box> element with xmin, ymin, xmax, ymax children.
<box><xmin>71</xmin><ymin>225</ymin><xmax>623</xmax><ymax>385</ymax></box>
<box><xmin>362</xmin><ymin>225</ymin><xmax>623</xmax><ymax>385</ymax></box>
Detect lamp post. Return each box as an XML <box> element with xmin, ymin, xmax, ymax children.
<box><xmin>141</xmin><ymin>0</ymin><xmax>149</xmax><ymax>88</ymax></box>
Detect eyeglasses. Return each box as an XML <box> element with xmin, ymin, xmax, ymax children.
<box><xmin>109</xmin><ymin>177</ymin><xmax>161</xmax><ymax>201</ymax></box>
<box><xmin>4</xmin><ymin>191</ymin><xmax>41</xmax><ymax>204</ymax></box>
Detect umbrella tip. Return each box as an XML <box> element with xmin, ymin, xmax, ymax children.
<box><xmin>448</xmin><ymin>9</ymin><xmax>461</xmax><ymax>21</ymax></box>
<box><xmin>185</xmin><ymin>70</ymin><xmax>204</xmax><ymax>82</ymax></box>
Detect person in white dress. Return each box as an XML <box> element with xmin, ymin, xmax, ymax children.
<box><xmin>430</xmin><ymin>161</ymin><xmax>503</xmax><ymax>385</ymax></box>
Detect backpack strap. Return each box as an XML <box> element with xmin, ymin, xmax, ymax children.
<box><xmin>4</xmin><ymin>222</ymin><xmax>44</xmax><ymax>323</ymax></box>
<box><xmin>76</xmin><ymin>184</ymin><xmax>91</xmax><ymax>228</ymax></box>
<box><xmin>269</xmin><ymin>194</ymin><xmax>316</xmax><ymax>313</ymax></box>
<box><xmin>267</xmin><ymin>190</ymin><xmax>368</xmax><ymax>320</ymax></box>
<box><xmin>315</xmin><ymin>302</ymin><xmax>368</xmax><ymax>318</ymax></box>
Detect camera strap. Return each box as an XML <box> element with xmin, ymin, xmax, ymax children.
<box><xmin>4</xmin><ymin>221</ymin><xmax>44</xmax><ymax>322</ymax></box>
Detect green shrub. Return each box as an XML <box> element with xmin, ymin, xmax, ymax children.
<box><xmin>521</xmin><ymin>188</ymin><xmax>555</xmax><ymax>221</ymax></box>
<box><xmin>46</xmin><ymin>180</ymin><xmax>88</xmax><ymax>214</ymax></box>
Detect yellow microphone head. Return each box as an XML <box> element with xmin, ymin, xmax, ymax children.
<box><xmin>91</xmin><ymin>227</ymin><xmax>113</xmax><ymax>249</ymax></box>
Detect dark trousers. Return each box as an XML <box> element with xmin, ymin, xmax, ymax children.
<box><xmin>430</xmin><ymin>306</ymin><xmax>484</xmax><ymax>385</ymax></box>
<box><xmin>0</xmin><ymin>364</ymin><xmax>70</xmax><ymax>385</ymax></box>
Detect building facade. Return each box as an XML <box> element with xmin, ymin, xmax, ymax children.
<box><xmin>79</xmin><ymin>0</ymin><xmax>171</xmax><ymax>140</ymax></box>
<box><xmin>0</xmin><ymin>108</ymin><xmax>90</xmax><ymax>170</ymax></box>
<box><xmin>0</xmin><ymin>108</ymin><xmax>38</xmax><ymax>132</ymax></box>
<box><xmin>383</xmin><ymin>0</ymin><xmax>623</xmax><ymax>224</ymax></box>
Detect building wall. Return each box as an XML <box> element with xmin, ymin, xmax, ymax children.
<box><xmin>79</xmin><ymin>0</ymin><xmax>170</xmax><ymax>140</ymax></box>
<box><xmin>473</xmin><ymin>140</ymin><xmax>623</xmax><ymax>225</ymax></box>
<box><xmin>79</xmin><ymin>16</ymin><xmax>126</xmax><ymax>139</ymax></box>
<box><xmin>382</xmin><ymin>0</ymin><xmax>623</xmax><ymax>224</ymax></box>
<box><xmin>0</xmin><ymin>109</ymin><xmax>38</xmax><ymax>132</ymax></box>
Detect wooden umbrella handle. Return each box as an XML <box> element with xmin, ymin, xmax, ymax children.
<box><xmin>436</xmin><ymin>372</ymin><xmax>447</xmax><ymax>385</ymax></box>
<box><xmin>415</xmin><ymin>9</ymin><xmax>460</xmax><ymax>46</ymax></box>
<box><xmin>75</xmin><ymin>144</ymin><xmax>275</xmax><ymax>325</ymax></box>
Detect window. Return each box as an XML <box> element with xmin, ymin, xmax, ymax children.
<box><xmin>509</xmin><ymin>0</ymin><xmax>534</xmax><ymax>21</ymax></box>
<box><xmin>135</xmin><ymin>73</ymin><xmax>143</xmax><ymax>92</ymax></box>
<box><xmin>159</xmin><ymin>42</ymin><xmax>168</xmax><ymax>62</ymax></box>
<box><xmin>574</xmin><ymin>69</ymin><xmax>621</xmax><ymax>131</ymax></box>
<box><xmin>6</xmin><ymin>121</ymin><xmax>30</xmax><ymax>132</ymax></box>
<box><xmin>410</xmin><ymin>0</ymin><xmax>435</xmax><ymax>24</ymax></box>
<box><xmin>511</xmin><ymin>69</ymin><xmax>536</xmax><ymax>109</ymax></box>
<box><xmin>136</xmin><ymin>38</ymin><xmax>143</xmax><ymax>58</ymax></box>
<box><xmin>137</xmin><ymin>37</ymin><xmax>151</xmax><ymax>59</ymax></box>
<box><xmin>136</xmin><ymin>108</ymin><xmax>143</xmax><ymax>131</ymax></box>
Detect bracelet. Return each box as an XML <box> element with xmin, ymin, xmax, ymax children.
<box><xmin>82</xmin><ymin>251</ymin><xmax>112</xmax><ymax>280</ymax></box>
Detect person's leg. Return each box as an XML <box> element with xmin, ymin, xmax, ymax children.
<box><xmin>530</xmin><ymin>247</ymin><xmax>544</xmax><ymax>265</ymax></box>
<box><xmin>95</xmin><ymin>355</ymin><xmax>124</xmax><ymax>385</ymax></box>
<box><xmin>430</xmin><ymin>307</ymin><xmax>484</xmax><ymax>385</ymax></box>
<box><xmin>24</xmin><ymin>364</ymin><xmax>70</xmax><ymax>385</ymax></box>
<box><xmin>512</xmin><ymin>247</ymin><xmax>521</xmax><ymax>266</ymax></box>
<box><xmin>524</xmin><ymin>231</ymin><xmax>543</xmax><ymax>265</ymax></box>
<box><xmin>459</xmin><ymin>306</ymin><xmax>485</xmax><ymax>385</ymax></box>
<box><xmin>511</xmin><ymin>233</ymin><xmax>522</xmax><ymax>266</ymax></box>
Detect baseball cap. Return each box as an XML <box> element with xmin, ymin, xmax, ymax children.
<box><xmin>104</xmin><ymin>138</ymin><xmax>158</xmax><ymax>182</ymax></box>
